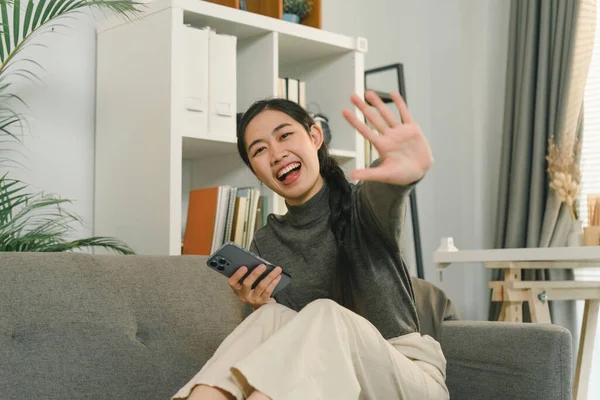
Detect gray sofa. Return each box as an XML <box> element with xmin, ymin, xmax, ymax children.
<box><xmin>1</xmin><ymin>253</ymin><xmax>572</xmax><ymax>399</ymax></box>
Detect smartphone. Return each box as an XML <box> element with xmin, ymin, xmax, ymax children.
<box><xmin>207</xmin><ymin>242</ymin><xmax>291</xmax><ymax>296</ymax></box>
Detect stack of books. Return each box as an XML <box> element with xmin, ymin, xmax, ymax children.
<box><xmin>183</xmin><ymin>186</ymin><xmax>268</xmax><ymax>255</ymax></box>
<box><xmin>278</xmin><ymin>77</ymin><xmax>306</xmax><ymax>108</ymax></box>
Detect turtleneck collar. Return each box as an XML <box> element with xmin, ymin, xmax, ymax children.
<box><xmin>284</xmin><ymin>181</ymin><xmax>330</xmax><ymax>227</ymax></box>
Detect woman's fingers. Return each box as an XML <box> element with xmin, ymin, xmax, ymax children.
<box><xmin>229</xmin><ymin>264</ymin><xmax>283</xmax><ymax>309</ymax></box>
<box><xmin>342</xmin><ymin>108</ymin><xmax>380</xmax><ymax>144</ymax></box>
<box><xmin>350</xmin><ymin>93</ymin><xmax>389</xmax><ymax>133</ymax></box>
<box><xmin>261</xmin><ymin>273</ymin><xmax>283</xmax><ymax>300</ymax></box>
<box><xmin>239</xmin><ymin>264</ymin><xmax>266</xmax><ymax>297</ymax></box>
<box><xmin>254</xmin><ymin>266</ymin><xmax>282</xmax><ymax>298</ymax></box>
<box><xmin>228</xmin><ymin>266</ymin><xmax>247</xmax><ymax>292</ymax></box>
<box><xmin>364</xmin><ymin>90</ymin><xmax>401</xmax><ymax>128</ymax></box>
<box><xmin>350</xmin><ymin>166</ymin><xmax>389</xmax><ymax>182</ymax></box>
<box><xmin>391</xmin><ymin>91</ymin><xmax>414</xmax><ymax>124</ymax></box>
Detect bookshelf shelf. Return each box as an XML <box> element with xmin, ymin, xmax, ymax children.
<box><xmin>182</xmin><ymin>137</ymin><xmax>237</xmax><ymax>160</ymax></box>
<box><xmin>183</xmin><ymin>135</ymin><xmax>357</xmax><ymax>162</ymax></box>
<box><xmin>94</xmin><ymin>0</ymin><xmax>367</xmax><ymax>255</ymax></box>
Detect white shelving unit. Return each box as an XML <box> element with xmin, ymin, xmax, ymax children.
<box><xmin>94</xmin><ymin>0</ymin><xmax>368</xmax><ymax>255</ymax></box>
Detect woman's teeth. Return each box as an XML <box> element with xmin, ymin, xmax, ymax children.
<box><xmin>277</xmin><ymin>163</ymin><xmax>301</xmax><ymax>179</ymax></box>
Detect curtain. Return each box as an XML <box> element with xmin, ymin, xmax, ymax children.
<box><xmin>491</xmin><ymin>0</ymin><xmax>596</xmax><ymax>330</ymax></box>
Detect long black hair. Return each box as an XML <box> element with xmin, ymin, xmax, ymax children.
<box><xmin>237</xmin><ymin>98</ymin><xmax>362</xmax><ymax>314</ymax></box>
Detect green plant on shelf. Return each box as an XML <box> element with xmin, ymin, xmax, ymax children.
<box><xmin>0</xmin><ymin>0</ymin><xmax>142</xmax><ymax>254</ymax></box>
<box><xmin>283</xmin><ymin>0</ymin><xmax>312</xmax><ymax>21</ymax></box>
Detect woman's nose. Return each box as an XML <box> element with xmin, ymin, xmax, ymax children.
<box><xmin>270</xmin><ymin>144</ymin><xmax>288</xmax><ymax>166</ymax></box>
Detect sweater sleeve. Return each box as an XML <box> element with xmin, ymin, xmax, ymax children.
<box><xmin>250</xmin><ymin>239</ymin><xmax>260</xmax><ymax>256</ymax></box>
<box><xmin>354</xmin><ymin>159</ymin><xmax>416</xmax><ymax>250</ymax></box>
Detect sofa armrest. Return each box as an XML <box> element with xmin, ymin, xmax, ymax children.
<box><xmin>439</xmin><ymin>321</ymin><xmax>572</xmax><ymax>400</ymax></box>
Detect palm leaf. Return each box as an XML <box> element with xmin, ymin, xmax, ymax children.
<box><xmin>0</xmin><ymin>81</ymin><xmax>27</xmax><ymax>140</ymax></box>
<box><xmin>0</xmin><ymin>0</ymin><xmax>142</xmax><ymax>73</ymax></box>
<box><xmin>22</xmin><ymin>0</ymin><xmax>32</xmax><ymax>34</ymax></box>
<box><xmin>39</xmin><ymin>237</ymin><xmax>135</xmax><ymax>254</ymax></box>
<box><xmin>0</xmin><ymin>0</ymin><xmax>143</xmax><ymax>145</ymax></box>
<box><xmin>1</xmin><ymin>2</ymin><xmax>9</xmax><ymax>60</ymax></box>
<box><xmin>12</xmin><ymin>0</ymin><xmax>19</xmax><ymax>47</ymax></box>
<box><xmin>0</xmin><ymin>174</ymin><xmax>135</xmax><ymax>254</ymax></box>
<box><xmin>0</xmin><ymin>0</ymin><xmax>141</xmax><ymax>104</ymax></box>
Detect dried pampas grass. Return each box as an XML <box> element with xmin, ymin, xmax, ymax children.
<box><xmin>546</xmin><ymin>135</ymin><xmax>581</xmax><ymax>220</ymax></box>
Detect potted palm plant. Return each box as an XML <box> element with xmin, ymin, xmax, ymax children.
<box><xmin>0</xmin><ymin>0</ymin><xmax>141</xmax><ymax>254</ymax></box>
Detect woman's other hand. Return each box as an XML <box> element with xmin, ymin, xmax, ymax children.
<box><xmin>228</xmin><ymin>264</ymin><xmax>282</xmax><ymax>310</ymax></box>
<box><xmin>342</xmin><ymin>90</ymin><xmax>433</xmax><ymax>185</ymax></box>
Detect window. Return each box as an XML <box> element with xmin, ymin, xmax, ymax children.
<box><xmin>578</xmin><ymin>10</ymin><xmax>600</xmax><ymax>232</ymax></box>
<box><xmin>575</xmin><ymin>7</ymin><xmax>600</xmax><ymax>400</ymax></box>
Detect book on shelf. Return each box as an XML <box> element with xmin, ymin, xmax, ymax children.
<box><xmin>183</xmin><ymin>186</ymin><xmax>267</xmax><ymax>255</ymax></box>
<box><xmin>278</xmin><ymin>77</ymin><xmax>306</xmax><ymax>109</ymax></box>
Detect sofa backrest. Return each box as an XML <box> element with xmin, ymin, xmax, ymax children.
<box><xmin>0</xmin><ymin>252</ymin><xmax>246</xmax><ymax>399</ymax></box>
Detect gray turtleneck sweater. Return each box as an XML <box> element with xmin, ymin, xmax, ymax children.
<box><xmin>250</xmin><ymin>178</ymin><xmax>419</xmax><ymax>340</ymax></box>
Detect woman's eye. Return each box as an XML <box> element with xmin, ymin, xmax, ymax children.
<box><xmin>281</xmin><ymin>132</ymin><xmax>293</xmax><ymax>139</ymax></box>
<box><xmin>253</xmin><ymin>147</ymin><xmax>265</xmax><ymax>156</ymax></box>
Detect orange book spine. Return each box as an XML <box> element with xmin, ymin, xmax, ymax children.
<box><xmin>183</xmin><ymin>187</ymin><xmax>219</xmax><ymax>255</ymax></box>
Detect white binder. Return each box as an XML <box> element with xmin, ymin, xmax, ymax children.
<box><xmin>183</xmin><ymin>26</ymin><xmax>209</xmax><ymax>139</ymax></box>
<box><xmin>208</xmin><ymin>30</ymin><xmax>237</xmax><ymax>142</ymax></box>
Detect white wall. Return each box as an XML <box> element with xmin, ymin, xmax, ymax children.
<box><xmin>323</xmin><ymin>0</ymin><xmax>509</xmax><ymax>321</ymax></box>
<box><xmin>2</xmin><ymin>12</ymin><xmax>98</xmax><ymax>241</ymax></box>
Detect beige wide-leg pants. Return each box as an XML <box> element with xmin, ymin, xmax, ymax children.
<box><xmin>172</xmin><ymin>299</ymin><xmax>449</xmax><ymax>400</ymax></box>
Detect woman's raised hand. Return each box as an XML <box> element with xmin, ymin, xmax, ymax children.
<box><xmin>228</xmin><ymin>264</ymin><xmax>282</xmax><ymax>311</ymax></box>
<box><xmin>342</xmin><ymin>90</ymin><xmax>433</xmax><ymax>185</ymax></box>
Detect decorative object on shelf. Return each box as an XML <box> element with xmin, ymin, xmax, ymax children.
<box><xmin>0</xmin><ymin>0</ymin><xmax>139</xmax><ymax>254</ymax></box>
<box><xmin>436</xmin><ymin>237</ymin><xmax>459</xmax><ymax>253</ymax></box>
<box><xmin>584</xmin><ymin>194</ymin><xmax>600</xmax><ymax>246</ymax></box>
<box><xmin>546</xmin><ymin>134</ymin><xmax>581</xmax><ymax>221</ymax></box>
<box><xmin>584</xmin><ymin>226</ymin><xmax>600</xmax><ymax>246</ymax></box>
<box><xmin>282</xmin><ymin>12</ymin><xmax>300</xmax><ymax>23</ymax></box>
<box><xmin>588</xmin><ymin>194</ymin><xmax>600</xmax><ymax>226</ymax></box>
<box><xmin>306</xmin><ymin>102</ymin><xmax>331</xmax><ymax>145</ymax></box>
<box><xmin>207</xmin><ymin>0</ymin><xmax>322</xmax><ymax>29</ymax></box>
<box><xmin>283</xmin><ymin>0</ymin><xmax>312</xmax><ymax>23</ymax></box>
<box><xmin>313</xmin><ymin>113</ymin><xmax>331</xmax><ymax>145</ymax></box>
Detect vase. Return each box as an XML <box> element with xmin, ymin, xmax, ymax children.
<box><xmin>567</xmin><ymin>220</ymin><xmax>584</xmax><ymax>246</ymax></box>
<box><xmin>283</xmin><ymin>13</ymin><xmax>300</xmax><ymax>23</ymax></box>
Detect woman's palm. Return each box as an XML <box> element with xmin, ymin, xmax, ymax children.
<box><xmin>342</xmin><ymin>91</ymin><xmax>433</xmax><ymax>185</ymax></box>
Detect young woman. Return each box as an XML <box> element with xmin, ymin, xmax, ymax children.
<box><xmin>173</xmin><ymin>91</ymin><xmax>449</xmax><ymax>400</ymax></box>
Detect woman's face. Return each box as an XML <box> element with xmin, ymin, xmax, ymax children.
<box><xmin>244</xmin><ymin>109</ymin><xmax>324</xmax><ymax>206</ymax></box>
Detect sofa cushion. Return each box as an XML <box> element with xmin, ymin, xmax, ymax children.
<box><xmin>0</xmin><ymin>252</ymin><xmax>245</xmax><ymax>400</ymax></box>
<box><xmin>440</xmin><ymin>320</ymin><xmax>572</xmax><ymax>400</ymax></box>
